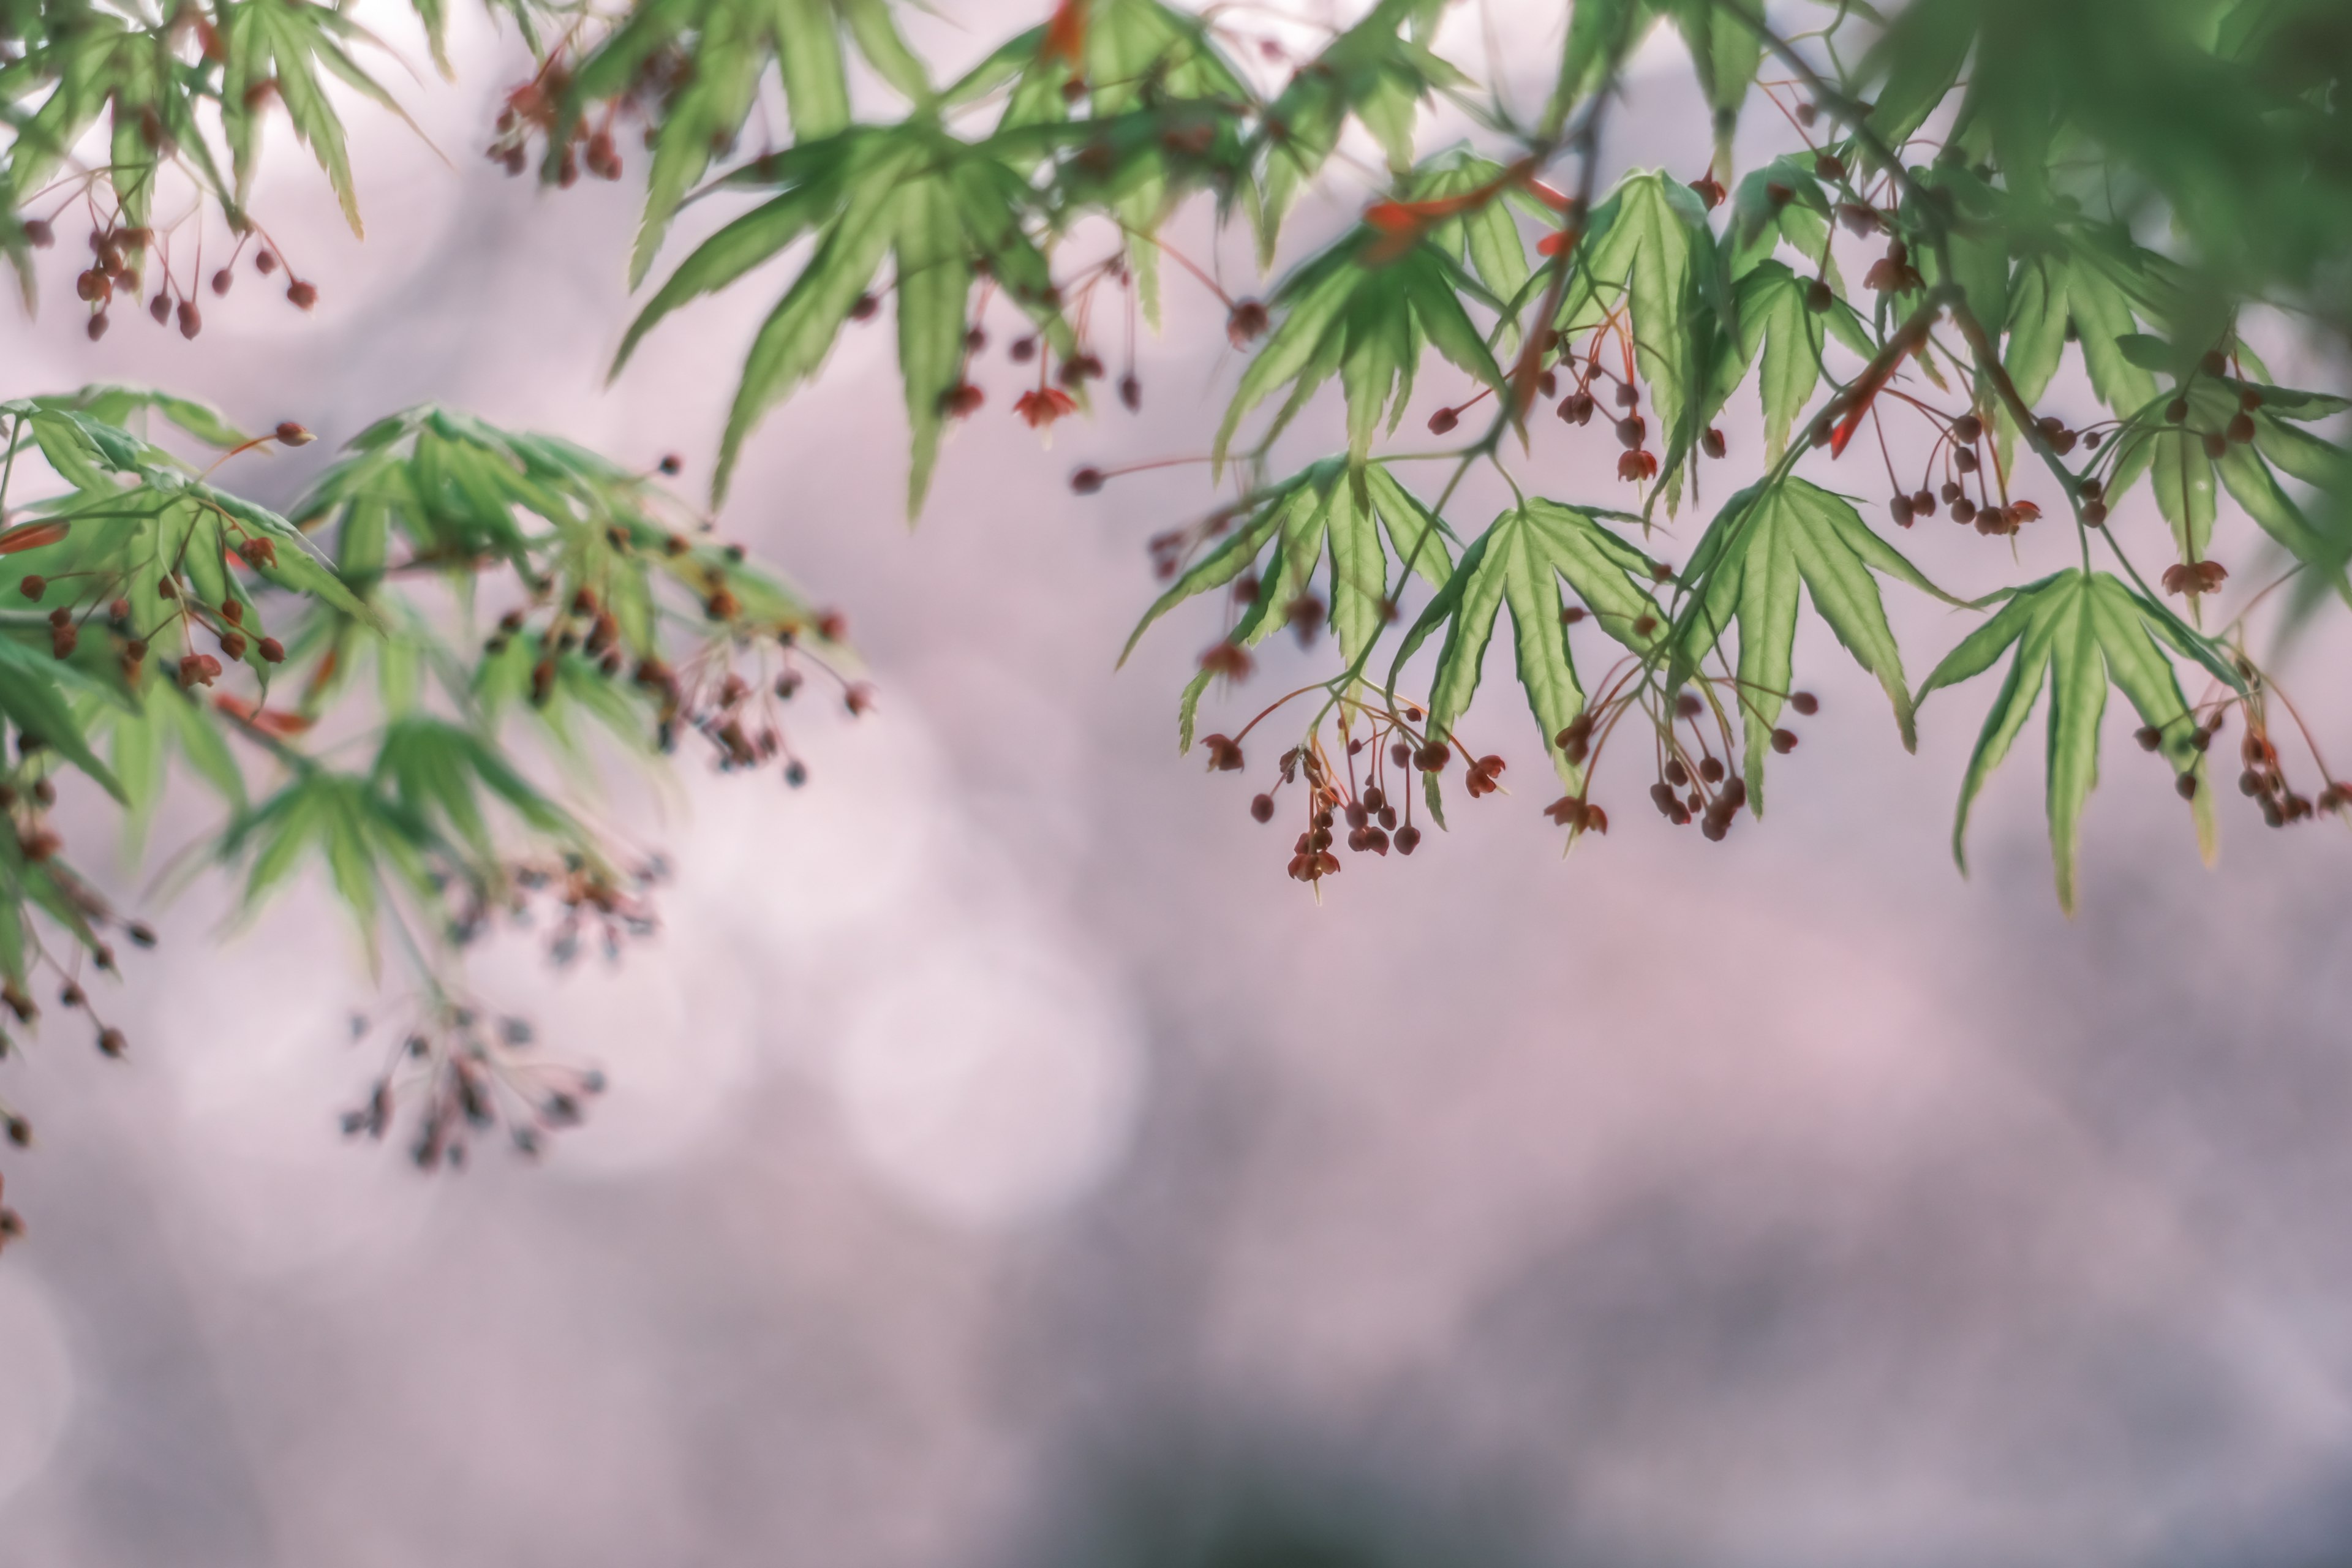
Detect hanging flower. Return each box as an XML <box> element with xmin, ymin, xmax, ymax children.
<box><xmin>1014</xmin><ymin>386</ymin><xmax>1077</xmax><ymax>434</ymax></box>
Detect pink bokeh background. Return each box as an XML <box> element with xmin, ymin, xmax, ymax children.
<box><xmin>0</xmin><ymin>4</ymin><xmax>2348</xmax><ymax>1563</ymax></box>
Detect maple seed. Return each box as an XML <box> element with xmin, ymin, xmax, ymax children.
<box><xmin>1616</xmin><ymin>415</ymin><xmax>1646</xmax><ymax>450</ymax></box>
<box><xmin>1070</xmin><ymin>467</ymin><xmax>1104</xmax><ymax>494</ymax></box>
<box><xmin>275</xmin><ymin>421</ymin><xmax>314</xmax><ymax>446</ymax></box>
<box><xmin>1789</xmin><ymin>691</ymin><xmax>1819</xmax><ymax>715</ymax></box>
<box><xmin>1771</xmin><ymin>728</ymin><xmax>1798</xmax><ymax>753</ymax></box>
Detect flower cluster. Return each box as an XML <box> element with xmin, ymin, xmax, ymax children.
<box><xmin>340</xmin><ymin>1002</ymin><xmax>606</xmax><ymax>1170</ymax></box>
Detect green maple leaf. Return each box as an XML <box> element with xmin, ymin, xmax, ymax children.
<box><xmin>1124</xmin><ymin>462</ymin><xmax>1453</xmax><ymax>749</ymax></box>
<box><xmin>567</xmin><ymin>0</ymin><xmax>929</xmax><ymax>284</ymax></box>
<box><xmin>1555</xmin><ymin>170</ymin><xmax>1719</xmax><ymax>511</ymax></box>
<box><xmin>1390</xmin><ymin>500</ymin><xmax>1668</xmax><ymax>816</ymax></box>
<box><xmin>1215</xmin><ymin>228</ymin><xmax>1502</xmax><ymax>471</ymax></box>
<box><xmin>1915</xmin><ymin>569</ymin><xmax>2242</xmax><ymax>913</ymax></box>
<box><xmin>619</xmin><ymin>124</ymin><xmax>1066</xmax><ymax>511</ymax></box>
<box><xmin>1672</xmin><ymin>477</ymin><xmax>1969</xmax><ymax>812</ymax></box>
<box><xmin>1251</xmin><ymin>0</ymin><xmax>1462</xmax><ymax>260</ymax></box>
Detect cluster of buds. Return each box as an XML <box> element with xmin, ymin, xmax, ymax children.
<box><xmin>2161</xmin><ymin>358</ymin><xmax>2266</xmax><ymax>459</ymax></box>
<box><xmin>633</xmin><ymin>609</ymin><xmax>855</xmax><ymax>785</ymax></box>
<box><xmin>1208</xmin><ymin>706</ymin><xmax>1444</xmax><ymax>889</ymax></box>
<box><xmin>1545</xmin><ymin>680</ymin><xmax>1814</xmax><ymax>844</ymax></box>
<box><xmin>1872</xmin><ymin>409</ymin><xmax>2056</xmax><ymax>538</ymax></box>
<box><xmin>951</xmin><ymin>253</ymin><xmax>1147</xmax><ymax>434</ymax></box>
<box><xmin>51</xmin><ymin>214</ymin><xmax>317</xmax><ymax>338</ymax></box>
<box><xmin>0</xmin><ymin>757</ymin><xmax>154</xmax><ymax>967</ymax></box>
<box><xmin>0</xmin><ymin>769</ymin><xmax>156</xmax><ymax>1236</ymax></box>
<box><xmin>434</xmin><ymin>845</ymin><xmax>662</xmax><ymax>967</ymax></box>
<box><xmin>488</xmin><ymin>42</ymin><xmax>684</xmax><ymax>186</ymax></box>
<box><xmin>341</xmin><ymin>1004</ymin><xmax>606</xmax><ymax>1169</ymax></box>
<box><xmin>67</xmin><ymin>222</ymin><xmax>149</xmax><ymax>338</ymax></box>
<box><xmin>2169</xmin><ymin>692</ymin><xmax>2351</xmax><ymax>827</ymax></box>
<box><xmin>1533</xmin><ymin>323</ymin><xmax>1712</xmax><ymax>485</ymax></box>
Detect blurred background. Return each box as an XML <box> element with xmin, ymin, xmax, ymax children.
<box><xmin>3</xmin><ymin>4</ymin><xmax>2352</xmax><ymax>1564</ymax></box>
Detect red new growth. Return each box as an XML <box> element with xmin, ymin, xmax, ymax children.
<box><xmin>213</xmin><ymin>693</ymin><xmax>314</xmax><ymax>737</ymax></box>
<box><xmin>0</xmin><ymin>521</ymin><xmax>67</xmax><ymax>554</ymax></box>
<box><xmin>1042</xmin><ymin>0</ymin><xmax>1086</xmax><ymax>67</ymax></box>
<box><xmin>1829</xmin><ymin>321</ymin><xmax>1931</xmax><ymax>457</ymax></box>
<box><xmin>1014</xmin><ymin>387</ymin><xmax>1077</xmax><ymax>429</ymax></box>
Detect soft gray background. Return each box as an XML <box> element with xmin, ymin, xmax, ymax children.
<box><xmin>1</xmin><ymin>4</ymin><xmax>2349</xmax><ymax>1564</ymax></box>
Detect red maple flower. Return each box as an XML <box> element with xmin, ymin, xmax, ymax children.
<box><xmin>1014</xmin><ymin>386</ymin><xmax>1077</xmax><ymax>430</ymax></box>
<box><xmin>1618</xmin><ymin>448</ymin><xmax>1660</xmax><ymax>482</ymax></box>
